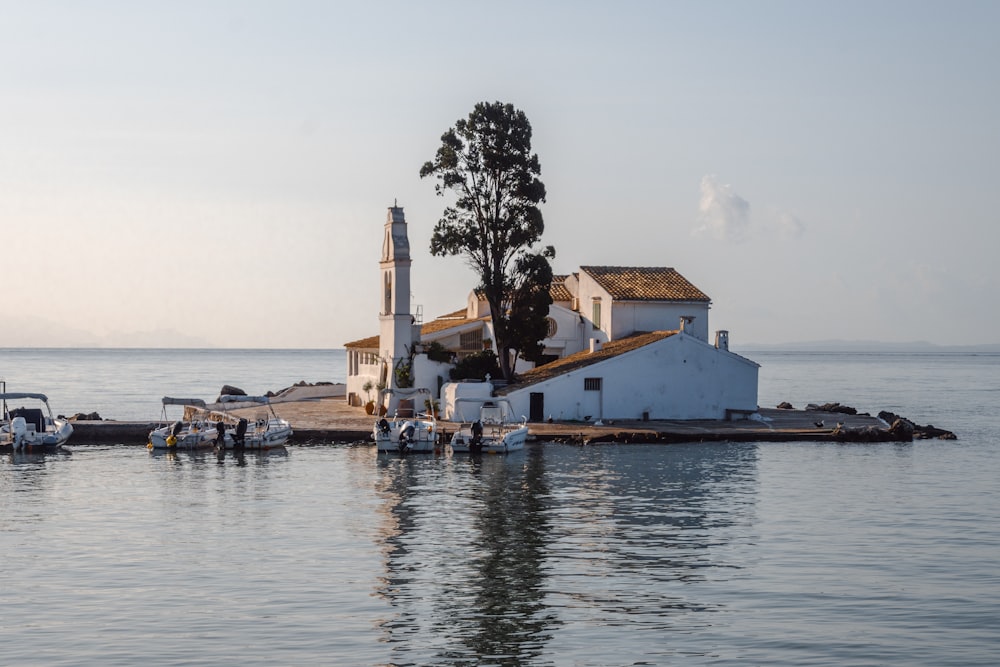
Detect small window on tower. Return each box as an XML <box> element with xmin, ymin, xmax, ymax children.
<box><xmin>384</xmin><ymin>273</ymin><xmax>392</xmax><ymax>315</ymax></box>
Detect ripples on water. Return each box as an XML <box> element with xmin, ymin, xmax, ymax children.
<box><xmin>2</xmin><ymin>351</ymin><xmax>999</xmax><ymax>665</ymax></box>
<box><xmin>5</xmin><ymin>435</ymin><xmax>997</xmax><ymax>666</ymax></box>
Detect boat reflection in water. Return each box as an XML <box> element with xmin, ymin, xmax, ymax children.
<box><xmin>371</xmin><ymin>440</ymin><xmax>758</xmax><ymax>664</ymax></box>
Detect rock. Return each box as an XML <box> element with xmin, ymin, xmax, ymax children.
<box><xmin>66</xmin><ymin>412</ymin><xmax>102</xmax><ymax>421</ymax></box>
<box><xmin>879</xmin><ymin>410</ymin><xmax>956</xmax><ymax>440</ymax></box>
<box><xmin>888</xmin><ymin>418</ymin><xmax>915</xmax><ymax>441</ymax></box>
<box><xmin>219</xmin><ymin>385</ymin><xmax>247</xmax><ymax>397</ymax></box>
<box><xmin>914</xmin><ymin>424</ymin><xmax>957</xmax><ymax>440</ymax></box>
<box><xmin>816</xmin><ymin>402</ymin><xmax>858</xmax><ymax>415</ymax></box>
<box><xmin>776</xmin><ymin>401</ymin><xmax>794</xmax><ymax>410</ymax></box>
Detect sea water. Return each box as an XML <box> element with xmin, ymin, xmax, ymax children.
<box><xmin>0</xmin><ymin>348</ymin><xmax>347</xmax><ymax>420</ymax></box>
<box><xmin>1</xmin><ymin>349</ymin><xmax>999</xmax><ymax>666</ymax></box>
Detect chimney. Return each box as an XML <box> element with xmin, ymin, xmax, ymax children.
<box><xmin>589</xmin><ymin>338</ymin><xmax>602</xmax><ymax>353</ymax></box>
<box><xmin>680</xmin><ymin>315</ymin><xmax>695</xmax><ymax>332</ymax></box>
<box><xmin>715</xmin><ymin>330</ymin><xmax>729</xmax><ymax>351</ymax></box>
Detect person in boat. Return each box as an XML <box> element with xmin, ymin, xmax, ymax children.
<box><xmin>377</xmin><ymin>418</ymin><xmax>390</xmax><ymax>436</ymax></box>
<box><xmin>470</xmin><ymin>419</ymin><xmax>484</xmax><ymax>454</ymax></box>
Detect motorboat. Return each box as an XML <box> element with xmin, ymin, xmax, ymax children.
<box><xmin>449</xmin><ymin>398</ymin><xmax>528</xmax><ymax>454</ymax></box>
<box><xmin>373</xmin><ymin>388</ymin><xmax>439</xmax><ymax>453</ymax></box>
<box><xmin>0</xmin><ymin>391</ymin><xmax>74</xmax><ymax>451</ymax></box>
<box><xmin>148</xmin><ymin>398</ymin><xmax>216</xmax><ymax>450</ymax></box>
<box><xmin>209</xmin><ymin>395</ymin><xmax>293</xmax><ymax>450</ymax></box>
<box><xmin>148</xmin><ymin>396</ymin><xmax>293</xmax><ymax>450</ymax></box>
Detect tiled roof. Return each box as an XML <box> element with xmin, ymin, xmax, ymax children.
<box><xmin>581</xmin><ymin>266</ymin><xmax>710</xmax><ymax>302</ymax></box>
<box><xmin>550</xmin><ymin>275</ymin><xmax>573</xmax><ymax>303</ymax></box>
<box><xmin>420</xmin><ymin>313</ymin><xmax>485</xmax><ymax>336</ymax></box>
<box><xmin>343</xmin><ymin>310</ymin><xmax>484</xmax><ymax>349</ymax></box>
<box><xmin>497</xmin><ymin>330</ymin><xmax>678</xmax><ymax>393</ymax></box>
<box><xmin>344</xmin><ymin>334</ymin><xmax>379</xmax><ymax>349</ymax></box>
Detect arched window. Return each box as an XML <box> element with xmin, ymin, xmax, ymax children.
<box><xmin>384</xmin><ymin>272</ymin><xmax>392</xmax><ymax>315</ymax></box>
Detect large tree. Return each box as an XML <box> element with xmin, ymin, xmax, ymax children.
<box><xmin>420</xmin><ymin>101</ymin><xmax>554</xmax><ymax>381</ymax></box>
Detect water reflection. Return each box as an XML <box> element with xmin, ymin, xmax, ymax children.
<box><xmin>446</xmin><ymin>450</ymin><xmax>554</xmax><ymax>663</ymax></box>
<box><xmin>1</xmin><ymin>448</ymin><xmax>72</xmax><ymax>527</ymax></box>
<box><xmin>372</xmin><ymin>442</ymin><xmax>760</xmax><ymax>664</ymax></box>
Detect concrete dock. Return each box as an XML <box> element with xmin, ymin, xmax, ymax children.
<box><xmin>67</xmin><ymin>398</ymin><xmax>925</xmax><ymax>445</ymax></box>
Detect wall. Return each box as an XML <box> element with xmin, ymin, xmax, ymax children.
<box><xmin>504</xmin><ymin>332</ymin><xmax>759</xmax><ymax>421</ymax></box>
<box><xmin>610</xmin><ymin>302</ymin><xmax>710</xmax><ymax>341</ymax></box>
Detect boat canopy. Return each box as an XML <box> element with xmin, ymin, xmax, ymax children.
<box><xmin>452</xmin><ymin>398</ymin><xmax>516</xmax><ymax>424</ymax></box>
<box><xmin>0</xmin><ymin>392</ymin><xmax>50</xmax><ymax>402</ymax></box>
<box><xmin>161</xmin><ymin>397</ymin><xmax>207</xmax><ymax>408</ymax></box>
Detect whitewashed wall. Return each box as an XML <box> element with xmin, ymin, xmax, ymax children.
<box><xmin>503</xmin><ymin>332</ymin><xmax>759</xmax><ymax>421</ymax></box>
<box><xmin>609</xmin><ymin>302</ymin><xmax>710</xmax><ymax>341</ymax></box>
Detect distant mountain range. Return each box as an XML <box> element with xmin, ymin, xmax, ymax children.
<box><xmin>735</xmin><ymin>340</ymin><xmax>1000</xmax><ymax>353</ymax></box>
<box><xmin>0</xmin><ymin>314</ymin><xmax>215</xmax><ymax>348</ymax></box>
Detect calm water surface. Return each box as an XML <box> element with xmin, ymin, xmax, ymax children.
<box><xmin>2</xmin><ymin>351</ymin><xmax>999</xmax><ymax>665</ymax></box>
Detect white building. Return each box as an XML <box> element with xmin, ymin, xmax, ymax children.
<box><xmin>345</xmin><ymin>205</ymin><xmax>759</xmax><ymax>420</ymax></box>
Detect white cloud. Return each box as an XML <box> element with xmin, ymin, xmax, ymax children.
<box><xmin>693</xmin><ymin>174</ymin><xmax>750</xmax><ymax>242</ymax></box>
<box><xmin>774</xmin><ymin>211</ymin><xmax>806</xmax><ymax>239</ymax></box>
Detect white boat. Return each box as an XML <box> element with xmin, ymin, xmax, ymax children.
<box><xmin>148</xmin><ymin>398</ymin><xmax>216</xmax><ymax>450</ymax></box>
<box><xmin>373</xmin><ymin>388</ymin><xmax>439</xmax><ymax>453</ymax></box>
<box><xmin>449</xmin><ymin>398</ymin><xmax>528</xmax><ymax>454</ymax></box>
<box><xmin>148</xmin><ymin>396</ymin><xmax>293</xmax><ymax>450</ymax></box>
<box><xmin>210</xmin><ymin>395</ymin><xmax>293</xmax><ymax>450</ymax></box>
<box><xmin>0</xmin><ymin>391</ymin><xmax>74</xmax><ymax>451</ymax></box>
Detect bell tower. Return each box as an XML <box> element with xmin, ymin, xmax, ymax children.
<box><xmin>379</xmin><ymin>204</ymin><xmax>414</xmax><ymax>388</ymax></box>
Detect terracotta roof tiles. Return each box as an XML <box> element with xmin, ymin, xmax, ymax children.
<box><xmin>581</xmin><ymin>266</ymin><xmax>710</xmax><ymax>302</ymax></box>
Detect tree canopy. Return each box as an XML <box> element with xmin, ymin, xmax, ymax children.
<box><xmin>420</xmin><ymin>101</ymin><xmax>554</xmax><ymax>381</ymax></box>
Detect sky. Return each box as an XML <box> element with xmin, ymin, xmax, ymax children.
<box><xmin>2</xmin><ymin>1</ymin><xmax>997</xmax><ymax>349</ymax></box>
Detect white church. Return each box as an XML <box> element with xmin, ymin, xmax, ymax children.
<box><xmin>344</xmin><ymin>205</ymin><xmax>760</xmax><ymax>421</ymax></box>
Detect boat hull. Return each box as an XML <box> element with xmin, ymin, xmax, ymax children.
<box><xmin>1</xmin><ymin>419</ymin><xmax>74</xmax><ymax>451</ymax></box>
<box><xmin>148</xmin><ymin>425</ymin><xmax>216</xmax><ymax>450</ymax></box>
<box><xmin>221</xmin><ymin>421</ymin><xmax>293</xmax><ymax>449</ymax></box>
<box><xmin>373</xmin><ymin>418</ymin><xmax>439</xmax><ymax>453</ymax></box>
<box><xmin>450</xmin><ymin>425</ymin><xmax>528</xmax><ymax>454</ymax></box>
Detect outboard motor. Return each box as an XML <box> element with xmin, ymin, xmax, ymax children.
<box><xmin>214</xmin><ymin>421</ymin><xmax>226</xmax><ymax>447</ymax></box>
<box><xmin>470</xmin><ymin>419</ymin><xmax>484</xmax><ymax>454</ymax></box>
<box><xmin>234</xmin><ymin>418</ymin><xmax>248</xmax><ymax>449</ymax></box>
<box><xmin>377</xmin><ymin>418</ymin><xmax>390</xmax><ymax>436</ymax></box>
<box><xmin>11</xmin><ymin>416</ymin><xmax>27</xmax><ymax>451</ymax></box>
<box><xmin>398</xmin><ymin>421</ymin><xmax>415</xmax><ymax>453</ymax></box>
<box><xmin>172</xmin><ymin>421</ymin><xmax>184</xmax><ymax>437</ymax></box>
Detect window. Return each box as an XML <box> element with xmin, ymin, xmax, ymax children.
<box><xmin>584</xmin><ymin>377</ymin><xmax>602</xmax><ymax>391</ymax></box>
<box><xmin>383</xmin><ymin>273</ymin><xmax>392</xmax><ymax>315</ymax></box>
<box><xmin>592</xmin><ymin>298</ymin><xmax>602</xmax><ymax>328</ymax></box>
<box><xmin>460</xmin><ymin>329</ymin><xmax>483</xmax><ymax>350</ymax></box>
<box><xmin>545</xmin><ymin>317</ymin><xmax>557</xmax><ymax>338</ymax></box>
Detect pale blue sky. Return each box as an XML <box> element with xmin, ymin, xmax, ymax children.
<box><xmin>2</xmin><ymin>1</ymin><xmax>997</xmax><ymax>348</ymax></box>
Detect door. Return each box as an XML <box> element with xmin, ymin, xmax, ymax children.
<box><xmin>529</xmin><ymin>392</ymin><xmax>545</xmax><ymax>422</ymax></box>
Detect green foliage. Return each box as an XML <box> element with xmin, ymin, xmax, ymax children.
<box><xmin>449</xmin><ymin>350</ymin><xmax>501</xmax><ymax>382</ymax></box>
<box><xmin>507</xmin><ymin>249</ymin><xmax>555</xmax><ymax>366</ymax></box>
<box><xmin>421</xmin><ymin>101</ymin><xmax>554</xmax><ymax>381</ymax></box>
<box><xmin>424</xmin><ymin>341</ymin><xmax>454</xmax><ymax>364</ymax></box>
<box><xmin>394</xmin><ymin>357</ymin><xmax>413</xmax><ymax>388</ymax></box>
